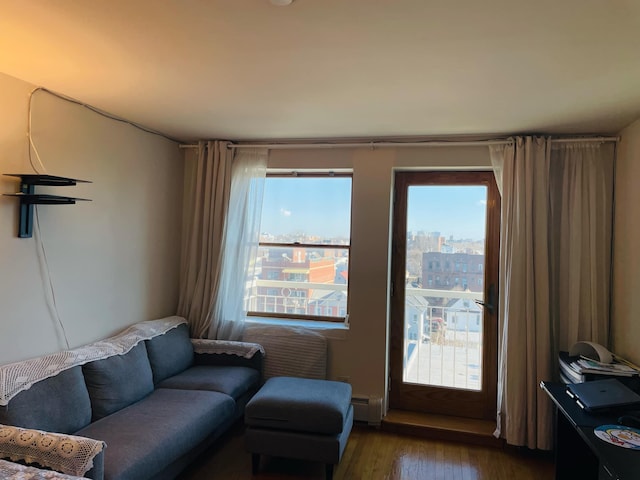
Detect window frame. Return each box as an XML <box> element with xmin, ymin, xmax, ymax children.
<box><xmin>247</xmin><ymin>171</ymin><xmax>353</xmax><ymax>323</ymax></box>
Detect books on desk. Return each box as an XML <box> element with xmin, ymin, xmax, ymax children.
<box><xmin>559</xmin><ymin>351</ymin><xmax>640</xmax><ymax>384</ymax></box>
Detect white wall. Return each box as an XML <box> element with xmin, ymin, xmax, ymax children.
<box><xmin>267</xmin><ymin>146</ymin><xmax>491</xmax><ymax>400</ymax></box>
<box><xmin>0</xmin><ymin>72</ymin><xmax>184</xmax><ymax>364</ymax></box>
<box><xmin>612</xmin><ymin>118</ymin><xmax>640</xmax><ymax>366</ymax></box>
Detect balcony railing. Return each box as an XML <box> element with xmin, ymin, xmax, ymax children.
<box><xmin>246</xmin><ymin>279</ymin><xmax>347</xmax><ymax>318</ymax></box>
<box><xmin>247</xmin><ymin>281</ymin><xmax>484</xmax><ymax>390</ymax></box>
<box><xmin>405</xmin><ymin>287</ymin><xmax>484</xmax><ymax>391</ymax></box>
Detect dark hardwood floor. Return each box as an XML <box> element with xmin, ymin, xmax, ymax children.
<box><xmin>178</xmin><ymin>423</ymin><xmax>554</xmax><ymax>480</ymax></box>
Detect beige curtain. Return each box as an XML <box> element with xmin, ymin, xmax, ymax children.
<box><xmin>549</xmin><ymin>143</ymin><xmax>615</xmax><ymax>345</ymax></box>
<box><xmin>490</xmin><ymin>137</ymin><xmax>614</xmax><ymax>449</ymax></box>
<box><xmin>177</xmin><ymin>140</ymin><xmax>232</xmax><ymax>339</ymax></box>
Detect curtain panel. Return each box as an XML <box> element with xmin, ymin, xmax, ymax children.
<box><xmin>178</xmin><ymin>142</ymin><xmax>267</xmax><ymax>340</ymax></box>
<box><xmin>490</xmin><ymin>137</ymin><xmax>614</xmax><ymax>449</ymax></box>
<box><xmin>209</xmin><ymin>148</ymin><xmax>267</xmax><ymax>340</ymax></box>
<box><xmin>178</xmin><ymin>140</ymin><xmax>232</xmax><ymax>339</ymax></box>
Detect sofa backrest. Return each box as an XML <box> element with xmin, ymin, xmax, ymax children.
<box><xmin>82</xmin><ymin>342</ymin><xmax>155</xmax><ymax>421</ymax></box>
<box><xmin>145</xmin><ymin>323</ymin><xmax>194</xmax><ymax>384</ymax></box>
<box><xmin>0</xmin><ymin>317</ymin><xmax>190</xmax><ymax>434</ymax></box>
<box><xmin>0</xmin><ymin>366</ymin><xmax>92</xmax><ymax>434</ymax></box>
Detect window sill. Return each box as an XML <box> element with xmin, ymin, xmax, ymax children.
<box><xmin>245</xmin><ymin>316</ymin><xmax>349</xmax><ymax>340</ymax></box>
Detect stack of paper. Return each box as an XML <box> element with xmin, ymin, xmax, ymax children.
<box><xmin>576</xmin><ymin>357</ymin><xmax>639</xmax><ymax>377</ymax></box>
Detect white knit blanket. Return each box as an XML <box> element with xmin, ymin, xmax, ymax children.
<box><xmin>0</xmin><ymin>316</ymin><xmax>187</xmax><ymax>406</ymax></box>
<box><xmin>0</xmin><ymin>425</ymin><xmax>103</xmax><ymax>477</ymax></box>
<box><xmin>0</xmin><ymin>459</ymin><xmax>89</xmax><ymax>480</ymax></box>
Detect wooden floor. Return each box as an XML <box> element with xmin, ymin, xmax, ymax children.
<box><xmin>178</xmin><ymin>424</ymin><xmax>554</xmax><ymax>480</ymax></box>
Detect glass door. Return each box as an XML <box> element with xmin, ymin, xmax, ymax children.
<box><xmin>389</xmin><ymin>171</ymin><xmax>500</xmax><ymax>419</ymax></box>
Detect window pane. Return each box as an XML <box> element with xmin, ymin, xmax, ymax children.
<box><xmin>259</xmin><ymin>177</ymin><xmax>352</xmax><ymax>245</ymax></box>
<box><xmin>248</xmin><ymin>175</ymin><xmax>352</xmax><ymax>320</ymax></box>
<box><xmin>403</xmin><ymin>185</ymin><xmax>487</xmax><ymax>391</ymax></box>
<box><xmin>250</xmin><ymin>246</ymin><xmax>349</xmax><ymax>318</ymax></box>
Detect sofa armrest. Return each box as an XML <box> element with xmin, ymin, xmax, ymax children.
<box><xmin>0</xmin><ymin>424</ymin><xmax>105</xmax><ymax>479</ymax></box>
<box><xmin>80</xmin><ymin>450</ymin><xmax>104</xmax><ymax>480</ymax></box>
<box><xmin>191</xmin><ymin>339</ymin><xmax>264</xmax><ymax>371</ymax></box>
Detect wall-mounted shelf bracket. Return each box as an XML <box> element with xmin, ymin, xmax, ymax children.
<box><xmin>3</xmin><ymin>174</ymin><xmax>91</xmax><ymax>238</ymax></box>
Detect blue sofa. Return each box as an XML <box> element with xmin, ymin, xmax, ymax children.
<box><xmin>0</xmin><ymin>317</ymin><xmax>263</xmax><ymax>480</ymax></box>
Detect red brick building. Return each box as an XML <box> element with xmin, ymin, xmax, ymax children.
<box><xmin>257</xmin><ymin>247</ymin><xmax>337</xmax><ymax>315</ymax></box>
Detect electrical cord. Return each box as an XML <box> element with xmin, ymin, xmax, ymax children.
<box><xmin>34</xmin><ymin>206</ymin><xmax>70</xmax><ymax>349</ymax></box>
<box><xmin>24</xmin><ymin>86</ymin><xmax>180</xmax><ymax>350</ymax></box>
<box><xmin>27</xmin><ymin>87</ymin><xmax>47</xmax><ymax>174</ymax></box>
<box><xmin>29</xmin><ymin>87</ymin><xmax>182</xmax><ymax>144</ymax></box>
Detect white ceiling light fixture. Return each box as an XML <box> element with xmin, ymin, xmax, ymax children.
<box><xmin>270</xmin><ymin>0</ymin><xmax>294</xmax><ymax>6</ymax></box>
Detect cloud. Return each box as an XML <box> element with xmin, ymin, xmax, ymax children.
<box><xmin>280</xmin><ymin>208</ymin><xmax>292</xmax><ymax>217</ymax></box>
<box><xmin>477</xmin><ymin>200</ymin><xmax>487</xmax><ymax>206</ymax></box>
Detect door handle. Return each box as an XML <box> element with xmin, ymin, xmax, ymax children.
<box><xmin>474</xmin><ymin>284</ymin><xmax>496</xmax><ymax>315</ymax></box>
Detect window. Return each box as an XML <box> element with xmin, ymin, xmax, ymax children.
<box><xmin>248</xmin><ymin>173</ymin><xmax>352</xmax><ymax>322</ymax></box>
<box><xmin>266</xmin><ymin>270</ymin><xmax>280</xmax><ymax>280</ymax></box>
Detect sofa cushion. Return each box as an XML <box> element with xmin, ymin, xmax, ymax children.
<box><xmin>82</xmin><ymin>342</ymin><xmax>154</xmax><ymax>421</ymax></box>
<box><xmin>157</xmin><ymin>365</ymin><xmax>260</xmax><ymax>399</ymax></box>
<box><xmin>75</xmin><ymin>388</ymin><xmax>235</xmax><ymax>480</ymax></box>
<box><xmin>245</xmin><ymin>377</ymin><xmax>352</xmax><ymax>435</ymax></box>
<box><xmin>0</xmin><ymin>366</ymin><xmax>91</xmax><ymax>434</ymax></box>
<box><xmin>145</xmin><ymin>323</ymin><xmax>194</xmax><ymax>384</ymax></box>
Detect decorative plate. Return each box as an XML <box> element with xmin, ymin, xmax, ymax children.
<box><xmin>594</xmin><ymin>424</ymin><xmax>640</xmax><ymax>449</ymax></box>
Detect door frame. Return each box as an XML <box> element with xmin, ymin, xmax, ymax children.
<box><xmin>389</xmin><ymin>170</ymin><xmax>500</xmax><ymax>420</ymax></box>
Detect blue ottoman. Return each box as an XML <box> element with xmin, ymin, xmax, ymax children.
<box><xmin>245</xmin><ymin>376</ymin><xmax>353</xmax><ymax>480</ymax></box>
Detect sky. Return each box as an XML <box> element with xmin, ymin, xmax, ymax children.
<box><xmin>259</xmin><ymin>178</ymin><xmax>487</xmax><ymax>241</ymax></box>
<box><xmin>260</xmin><ymin>177</ymin><xmax>352</xmax><ymax>239</ymax></box>
<box><xmin>407</xmin><ymin>185</ymin><xmax>487</xmax><ymax>240</ymax></box>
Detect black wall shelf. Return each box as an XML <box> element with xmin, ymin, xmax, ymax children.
<box><xmin>3</xmin><ymin>174</ymin><xmax>91</xmax><ymax>238</ymax></box>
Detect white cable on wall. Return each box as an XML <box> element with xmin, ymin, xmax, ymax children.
<box><xmin>27</xmin><ymin>88</ymin><xmax>70</xmax><ymax>350</ymax></box>
<box><xmin>27</xmin><ymin>87</ymin><xmax>48</xmax><ymax>174</ymax></box>
<box><xmin>22</xmin><ymin>86</ymin><xmax>177</xmax><ymax>350</ymax></box>
<box><xmin>29</xmin><ymin>87</ymin><xmax>180</xmax><ymax>144</ymax></box>
<box><xmin>34</xmin><ymin>207</ymin><xmax>70</xmax><ymax>350</ymax></box>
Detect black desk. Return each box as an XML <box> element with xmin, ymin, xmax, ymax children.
<box><xmin>541</xmin><ymin>381</ymin><xmax>640</xmax><ymax>480</ymax></box>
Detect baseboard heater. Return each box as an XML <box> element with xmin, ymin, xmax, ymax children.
<box><xmin>351</xmin><ymin>395</ymin><xmax>383</xmax><ymax>425</ymax></box>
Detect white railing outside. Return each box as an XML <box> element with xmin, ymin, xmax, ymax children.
<box><xmin>247</xmin><ymin>279</ymin><xmax>347</xmax><ymax>317</ymax></box>
<box><xmin>247</xmin><ymin>281</ymin><xmax>485</xmax><ymax>390</ymax></box>
<box><xmin>404</xmin><ymin>288</ymin><xmax>484</xmax><ymax>391</ymax></box>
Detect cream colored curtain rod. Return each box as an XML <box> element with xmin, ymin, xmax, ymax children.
<box><xmin>179</xmin><ymin>136</ymin><xmax>619</xmax><ymax>149</ymax></box>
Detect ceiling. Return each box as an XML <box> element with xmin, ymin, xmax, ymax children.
<box><xmin>1</xmin><ymin>0</ymin><xmax>639</xmax><ymax>142</ymax></box>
